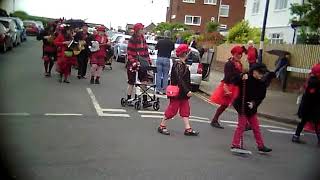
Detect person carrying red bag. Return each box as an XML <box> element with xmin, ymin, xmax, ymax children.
<box><xmin>157</xmin><ymin>44</ymin><xmax>199</xmax><ymax>136</ymax></box>
<box><xmin>209</xmin><ymin>46</ymin><xmax>245</xmax><ymax>129</ymax></box>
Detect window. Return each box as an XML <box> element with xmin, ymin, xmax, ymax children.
<box><xmin>204</xmin><ymin>0</ymin><xmax>217</xmax><ymax>5</ymax></box>
<box><xmin>183</xmin><ymin>0</ymin><xmax>195</xmax><ymax>3</ymax></box>
<box><xmin>270</xmin><ymin>33</ymin><xmax>284</xmax><ymax>44</ymax></box>
<box><xmin>171</xmin><ymin>15</ymin><xmax>176</xmax><ymax>19</ymax></box>
<box><xmin>252</xmin><ymin>0</ymin><xmax>260</xmax><ymax>14</ymax></box>
<box><xmin>219</xmin><ymin>5</ymin><xmax>230</xmax><ymax>17</ymax></box>
<box><xmin>211</xmin><ymin>17</ymin><xmax>216</xmax><ymax>22</ymax></box>
<box><xmin>185</xmin><ymin>15</ymin><xmax>201</xmax><ymax>26</ymax></box>
<box><xmin>275</xmin><ymin>0</ymin><xmax>288</xmax><ymax>10</ymax></box>
<box><xmin>219</xmin><ymin>24</ymin><xmax>227</xmax><ymax>29</ymax></box>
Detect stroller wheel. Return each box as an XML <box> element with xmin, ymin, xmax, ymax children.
<box><xmin>121</xmin><ymin>98</ymin><xmax>127</xmax><ymax>107</ymax></box>
<box><xmin>153</xmin><ymin>102</ymin><xmax>160</xmax><ymax>111</ymax></box>
<box><xmin>134</xmin><ymin>101</ymin><xmax>141</xmax><ymax>110</ymax></box>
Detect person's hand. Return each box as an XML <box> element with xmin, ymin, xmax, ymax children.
<box><xmin>247</xmin><ymin>102</ymin><xmax>254</xmax><ymax>109</ymax></box>
<box><xmin>242</xmin><ymin>74</ymin><xmax>248</xmax><ymax>80</ymax></box>
<box><xmin>187</xmin><ymin>91</ymin><xmax>192</xmax><ymax>97</ymax></box>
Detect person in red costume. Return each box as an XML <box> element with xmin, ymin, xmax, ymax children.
<box><xmin>89</xmin><ymin>26</ymin><xmax>109</xmax><ymax>84</ymax></box>
<box><xmin>246</xmin><ymin>40</ymin><xmax>258</xmax><ymax>69</ymax></box>
<box><xmin>54</xmin><ymin>25</ymin><xmax>77</xmax><ymax>83</ymax></box>
<box><xmin>210</xmin><ymin>46</ymin><xmax>245</xmax><ymax>129</ymax></box>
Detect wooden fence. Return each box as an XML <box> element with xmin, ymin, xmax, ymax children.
<box><xmin>214</xmin><ymin>44</ymin><xmax>320</xmax><ymax>79</ymax></box>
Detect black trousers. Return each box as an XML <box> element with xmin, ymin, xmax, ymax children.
<box><xmin>77</xmin><ymin>52</ymin><xmax>89</xmax><ymax>77</ymax></box>
<box><xmin>295</xmin><ymin>118</ymin><xmax>320</xmax><ymax>136</ymax></box>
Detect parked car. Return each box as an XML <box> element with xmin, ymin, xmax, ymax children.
<box><xmin>10</xmin><ymin>17</ymin><xmax>27</xmax><ymax>42</ymax></box>
<box><xmin>149</xmin><ymin>42</ymin><xmax>203</xmax><ymax>91</ymax></box>
<box><xmin>111</xmin><ymin>34</ymin><xmax>131</xmax><ymax>63</ymax></box>
<box><xmin>0</xmin><ymin>17</ymin><xmax>20</xmax><ymax>46</ymax></box>
<box><xmin>0</xmin><ymin>22</ymin><xmax>14</xmax><ymax>52</ymax></box>
<box><xmin>23</xmin><ymin>20</ymin><xmax>40</xmax><ymax>36</ymax></box>
<box><xmin>35</xmin><ymin>21</ymin><xmax>44</xmax><ymax>31</ymax></box>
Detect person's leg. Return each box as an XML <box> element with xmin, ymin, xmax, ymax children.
<box><xmin>231</xmin><ymin>114</ymin><xmax>247</xmax><ymax>148</ymax></box>
<box><xmin>162</xmin><ymin>58</ymin><xmax>171</xmax><ymax>94</ymax></box>
<box><xmin>127</xmin><ymin>69</ymin><xmax>135</xmax><ymax>101</ymax></box>
<box><xmin>314</xmin><ymin>121</ymin><xmax>320</xmax><ymax>146</ymax></box>
<box><xmin>81</xmin><ymin>54</ymin><xmax>89</xmax><ymax>77</ymax></box>
<box><xmin>48</xmin><ymin>59</ymin><xmax>54</xmax><ymax>75</ymax></box>
<box><xmin>179</xmin><ymin>99</ymin><xmax>199</xmax><ymax>136</ymax></box>
<box><xmin>156</xmin><ymin>57</ymin><xmax>163</xmax><ymax>93</ymax></box>
<box><xmin>63</xmin><ymin>62</ymin><xmax>71</xmax><ymax>83</ymax></box>
<box><xmin>248</xmin><ymin>114</ymin><xmax>265</xmax><ymax>149</ymax></box>
<box><xmin>77</xmin><ymin>54</ymin><xmax>83</xmax><ymax>78</ymax></box>
<box><xmin>292</xmin><ymin>118</ymin><xmax>308</xmax><ymax>143</ymax></box>
<box><xmin>210</xmin><ymin>105</ymin><xmax>228</xmax><ymax>129</ymax></box>
<box><xmin>158</xmin><ymin>99</ymin><xmax>180</xmax><ymax>135</ymax></box>
<box><xmin>95</xmin><ymin>65</ymin><xmax>103</xmax><ymax>84</ymax></box>
<box><xmin>90</xmin><ymin>64</ymin><xmax>97</xmax><ymax>84</ymax></box>
<box><xmin>44</xmin><ymin>61</ymin><xmax>49</xmax><ymax>74</ymax></box>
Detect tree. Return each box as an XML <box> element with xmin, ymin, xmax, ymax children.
<box><xmin>290</xmin><ymin>1</ymin><xmax>320</xmax><ymax>44</ymax></box>
<box><xmin>154</xmin><ymin>22</ymin><xmax>188</xmax><ymax>34</ymax></box>
<box><xmin>205</xmin><ymin>21</ymin><xmax>219</xmax><ymax>33</ymax></box>
<box><xmin>227</xmin><ymin>20</ymin><xmax>263</xmax><ymax>44</ymax></box>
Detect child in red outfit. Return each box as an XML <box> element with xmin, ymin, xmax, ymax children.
<box><xmin>157</xmin><ymin>44</ymin><xmax>199</xmax><ymax>136</ymax></box>
<box><xmin>89</xmin><ymin>26</ymin><xmax>109</xmax><ymax>84</ymax></box>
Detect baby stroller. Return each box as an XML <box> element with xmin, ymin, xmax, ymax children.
<box><xmin>121</xmin><ymin>66</ymin><xmax>160</xmax><ymax>111</ymax></box>
<box><xmin>104</xmin><ymin>46</ymin><xmax>113</xmax><ymax>70</ymax></box>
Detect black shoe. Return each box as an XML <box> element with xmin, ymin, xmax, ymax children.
<box><xmin>158</xmin><ymin>126</ymin><xmax>170</xmax><ymax>135</ymax></box>
<box><xmin>292</xmin><ymin>135</ymin><xmax>306</xmax><ymax>144</ymax></box>
<box><xmin>258</xmin><ymin>146</ymin><xmax>272</xmax><ymax>153</ymax></box>
<box><xmin>45</xmin><ymin>72</ymin><xmax>50</xmax><ymax>77</ymax></box>
<box><xmin>63</xmin><ymin>80</ymin><xmax>70</xmax><ymax>83</ymax></box>
<box><xmin>77</xmin><ymin>75</ymin><xmax>82</xmax><ymax>79</ymax></box>
<box><xmin>210</xmin><ymin>121</ymin><xmax>224</xmax><ymax>129</ymax></box>
<box><xmin>90</xmin><ymin>77</ymin><xmax>95</xmax><ymax>84</ymax></box>
<box><xmin>184</xmin><ymin>128</ymin><xmax>199</xmax><ymax>136</ymax></box>
<box><xmin>95</xmin><ymin>79</ymin><xmax>100</xmax><ymax>84</ymax></box>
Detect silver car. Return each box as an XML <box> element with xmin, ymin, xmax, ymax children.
<box><xmin>0</xmin><ymin>17</ymin><xmax>21</xmax><ymax>46</ymax></box>
<box><xmin>112</xmin><ymin>34</ymin><xmax>131</xmax><ymax>63</ymax></box>
<box><xmin>149</xmin><ymin>41</ymin><xmax>203</xmax><ymax>91</ymax></box>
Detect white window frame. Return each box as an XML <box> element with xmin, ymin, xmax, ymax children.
<box><xmin>252</xmin><ymin>0</ymin><xmax>260</xmax><ymax>14</ymax></box>
<box><xmin>184</xmin><ymin>15</ymin><xmax>201</xmax><ymax>26</ymax></box>
<box><xmin>204</xmin><ymin>0</ymin><xmax>217</xmax><ymax>5</ymax></box>
<box><xmin>275</xmin><ymin>0</ymin><xmax>288</xmax><ymax>10</ymax></box>
<box><xmin>270</xmin><ymin>33</ymin><xmax>284</xmax><ymax>44</ymax></box>
<box><xmin>219</xmin><ymin>24</ymin><xmax>227</xmax><ymax>29</ymax></box>
<box><xmin>183</xmin><ymin>0</ymin><xmax>195</xmax><ymax>3</ymax></box>
<box><xmin>219</xmin><ymin>5</ymin><xmax>230</xmax><ymax>17</ymax></box>
<box><xmin>211</xmin><ymin>17</ymin><xmax>216</xmax><ymax>22</ymax></box>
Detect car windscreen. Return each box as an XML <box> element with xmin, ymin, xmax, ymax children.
<box><xmin>0</xmin><ymin>21</ymin><xmax>9</xmax><ymax>28</ymax></box>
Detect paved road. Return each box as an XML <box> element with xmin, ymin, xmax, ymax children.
<box><xmin>0</xmin><ymin>38</ymin><xmax>319</xmax><ymax>180</ymax></box>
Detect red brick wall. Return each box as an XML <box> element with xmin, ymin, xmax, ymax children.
<box><xmin>167</xmin><ymin>0</ymin><xmax>245</xmax><ymax>33</ymax></box>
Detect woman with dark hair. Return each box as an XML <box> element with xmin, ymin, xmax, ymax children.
<box><xmin>54</xmin><ymin>25</ymin><xmax>77</xmax><ymax>83</ymax></box>
<box><xmin>157</xmin><ymin>44</ymin><xmax>199</xmax><ymax>136</ymax></box>
<box><xmin>37</xmin><ymin>22</ymin><xmax>57</xmax><ymax>77</ymax></box>
<box><xmin>209</xmin><ymin>46</ymin><xmax>245</xmax><ymax>129</ymax></box>
<box><xmin>292</xmin><ymin>63</ymin><xmax>320</xmax><ymax>146</ymax></box>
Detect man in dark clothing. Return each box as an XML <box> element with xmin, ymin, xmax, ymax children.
<box><xmin>74</xmin><ymin>24</ymin><xmax>92</xmax><ymax>79</ymax></box>
<box><xmin>189</xmin><ymin>36</ymin><xmax>197</xmax><ymax>49</ymax></box>
<box><xmin>155</xmin><ymin>30</ymin><xmax>175</xmax><ymax>94</ymax></box>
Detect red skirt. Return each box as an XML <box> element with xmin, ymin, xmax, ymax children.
<box><xmin>90</xmin><ymin>53</ymin><xmax>105</xmax><ymax>66</ymax></box>
<box><xmin>304</xmin><ymin>121</ymin><xmax>320</xmax><ymax>133</ymax></box>
<box><xmin>56</xmin><ymin>56</ymin><xmax>77</xmax><ymax>74</ymax></box>
<box><xmin>210</xmin><ymin>82</ymin><xmax>239</xmax><ymax>106</ymax></box>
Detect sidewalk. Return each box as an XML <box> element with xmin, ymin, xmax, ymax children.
<box><xmin>200</xmin><ymin>70</ymin><xmax>300</xmax><ymax>124</ymax></box>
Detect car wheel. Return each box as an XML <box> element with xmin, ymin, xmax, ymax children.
<box><xmin>191</xmin><ymin>85</ymin><xmax>200</xmax><ymax>92</ymax></box>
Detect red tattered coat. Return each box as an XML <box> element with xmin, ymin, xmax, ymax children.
<box><xmin>90</xmin><ymin>34</ymin><xmax>108</xmax><ymax>66</ymax></box>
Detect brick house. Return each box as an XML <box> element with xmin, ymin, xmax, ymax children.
<box><xmin>166</xmin><ymin>0</ymin><xmax>246</xmax><ymax>33</ymax></box>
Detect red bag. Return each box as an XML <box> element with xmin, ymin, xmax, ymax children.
<box><xmin>166</xmin><ymin>85</ymin><xmax>180</xmax><ymax>97</ymax></box>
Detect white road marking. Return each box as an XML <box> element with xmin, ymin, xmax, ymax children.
<box><xmin>102</xmin><ymin>109</ymin><xmax>127</xmax><ymax>112</ymax></box>
<box><xmin>260</xmin><ymin>125</ymin><xmax>291</xmax><ymax>130</ymax></box>
<box><xmin>189</xmin><ymin>116</ymin><xmax>209</xmax><ymax>120</ymax></box>
<box><xmin>138</xmin><ymin>111</ymin><xmax>164</xmax><ymax>114</ymax></box>
<box><xmin>189</xmin><ymin>119</ymin><xmax>209</xmax><ymax>123</ymax></box>
<box><xmin>0</xmin><ymin>113</ymin><xmax>30</xmax><ymax>116</ymax></box>
<box><xmin>141</xmin><ymin>115</ymin><xmax>163</xmax><ymax>118</ymax></box>
<box><xmin>220</xmin><ymin>120</ymin><xmax>238</xmax><ymax>124</ymax></box>
<box><xmin>87</xmin><ymin>88</ymin><xmax>130</xmax><ymax>117</ymax></box>
<box><xmin>44</xmin><ymin>113</ymin><xmax>83</xmax><ymax>116</ymax></box>
<box><xmin>268</xmin><ymin>129</ymin><xmax>303</xmax><ymax>135</ymax></box>
<box><xmin>86</xmin><ymin>88</ymin><xmax>104</xmax><ymax>116</ymax></box>
<box><xmin>227</xmin><ymin>124</ymin><xmax>237</xmax><ymax>127</ymax></box>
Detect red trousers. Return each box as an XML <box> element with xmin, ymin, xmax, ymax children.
<box><xmin>164</xmin><ymin>98</ymin><xmax>190</xmax><ymax>119</ymax></box>
<box><xmin>232</xmin><ymin>114</ymin><xmax>264</xmax><ymax>148</ymax></box>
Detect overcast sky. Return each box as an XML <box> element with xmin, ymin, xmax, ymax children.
<box><xmin>3</xmin><ymin>0</ymin><xmax>169</xmax><ymax>29</ymax></box>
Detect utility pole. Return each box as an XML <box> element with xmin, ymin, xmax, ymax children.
<box><xmin>13</xmin><ymin>0</ymin><xmax>16</xmax><ymax>12</ymax></box>
<box><xmin>258</xmin><ymin>0</ymin><xmax>270</xmax><ymax>64</ymax></box>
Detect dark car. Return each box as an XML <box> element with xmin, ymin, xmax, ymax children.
<box><xmin>0</xmin><ymin>22</ymin><xmax>14</xmax><ymax>52</ymax></box>
<box><xmin>23</xmin><ymin>20</ymin><xmax>40</xmax><ymax>36</ymax></box>
<box><xmin>0</xmin><ymin>17</ymin><xmax>20</xmax><ymax>46</ymax></box>
<box><xmin>10</xmin><ymin>17</ymin><xmax>27</xmax><ymax>42</ymax></box>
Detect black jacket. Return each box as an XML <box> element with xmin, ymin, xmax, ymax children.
<box><xmin>233</xmin><ymin>74</ymin><xmax>267</xmax><ymax>117</ymax></box>
<box><xmin>170</xmin><ymin>61</ymin><xmax>191</xmax><ymax>99</ymax></box>
<box><xmin>298</xmin><ymin>76</ymin><xmax>320</xmax><ymax>122</ymax></box>
<box><xmin>74</xmin><ymin>31</ymin><xmax>93</xmax><ymax>55</ymax></box>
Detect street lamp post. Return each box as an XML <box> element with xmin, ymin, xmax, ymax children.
<box><xmin>258</xmin><ymin>0</ymin><xmax>270</xmax><ymax>64</ymax></box>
